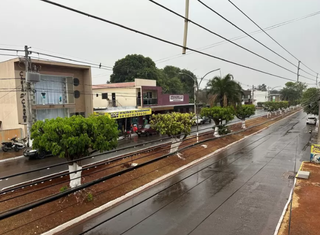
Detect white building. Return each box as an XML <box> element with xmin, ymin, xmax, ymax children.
<box><xmin>253</xmin><ymin>90</ymin><xmax>268</xmax><ymax>106</ymax></box>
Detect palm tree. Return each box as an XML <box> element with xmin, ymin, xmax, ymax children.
<box><xmin>206</xmin><ymin>74</ymin><xmax>242</xmax><ymax>107</ymax></box>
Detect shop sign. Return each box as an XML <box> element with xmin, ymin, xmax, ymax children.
<box><xmin>17</xmin><ymin>71</ymin><xmax>27</xmax><ymax>125</ymax></box>
<box><xmin>169</xmin><ymin>95</ymin><xmax>184</xmax><ymax>102</ymax></box>
<box><xmin>310</xmin><ymin>144</ymin><xmax>320</xmax><ymax>163</ymax></box>
<box><xmin>94</xmin><ymin>108</ymin><xmax>152</xmax><ymax>120</ymax></box>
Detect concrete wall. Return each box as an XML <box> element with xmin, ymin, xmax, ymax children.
<box><xmin>135</xmin><ymin>78</ymin><xmax>156</xmax><ymax>87</ymax></box>
<box><xmin>253</xmin><ymin>91</ymin><xmax>268</xmax><ymax>105</ymax></box>
<box><xmin>93</xmin><ymin>87</ymin><xmax>137</xmax><ymax>108</ymax></box>
<box><xmin>0</xmin><ymin>60</ymin><xmax>24</xmax><ymax>134</ymax></box>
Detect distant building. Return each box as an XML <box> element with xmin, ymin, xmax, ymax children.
<box><xmin>92</xmin><ymin>78</ymin><xmax>192</xmax><ymax>132</ymax></box>
<box><xmin>242</xmin><ymin>89</ymin><xmax>252</xmax><ymax>104</ymax></box>
<box><xmin>0</xmin><ymin>58</ymin><xmax>93</xmax><ymax>140</ymax></box>
<box><xmin>253</xmin><ymin>90</ymin><xmax>268</xmax><ymax>106</ymax></box>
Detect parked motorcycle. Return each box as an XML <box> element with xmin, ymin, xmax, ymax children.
<box><xmin>1</xmin><ymin>136</ymin><xmax>27</xmax><ymax>152</ymax></box>
<box><xmin>12</xmin><ymin>137</ymin><xmax>28</xmax><ymax>151</ymax></box>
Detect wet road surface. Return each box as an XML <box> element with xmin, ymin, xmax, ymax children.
<box><xmin>0</xmin><ymin>110</ymin><xmax>267</xmax><ymax>189</ymax></box>
<box><xmin>64</xmin><ymin>111</ymin><xmax>313</xmax><ymax>235</ymax></box>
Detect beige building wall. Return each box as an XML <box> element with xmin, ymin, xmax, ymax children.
<box><xmin>0</xmin><ymin>60</ymin><xmax>24</xmax><ymax>134</ymax></box>
<box><xmin>135</xmin><ymin>78</ymin><xmax>156</xmax><ymax>87</ymax></box>
<box><xmin>93</xmin><ymin>87</ymin><xmax>137</xmax><ymax>108</ymax></box>
<box><xmin>0</xmin><ymin>58</ymin><xmax>94</xmax><ymax>137</ymax></box>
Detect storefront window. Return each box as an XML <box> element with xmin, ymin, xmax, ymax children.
<box><xmin>36</xmin><ymin>108</ymin><xmax>68</xmax><ymax>121</ymax></box>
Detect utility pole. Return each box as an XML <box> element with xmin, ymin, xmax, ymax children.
<box><xmin>252</xmin><ymin>85</ymin><xmax>255</xmax><ymax>105</ymax></box>
<box><xmin>296</xmin><ymin>61</ymin><xmax>301</xmax><ymax>82</ymax></box>
<box><xmin>24</xmin><ymin>45</ymin><xmax>32</xmax><ymax>146</ymax></box>
<box><xmin>182</xmin><ymin>0</ymin><xmax>190</xmax><ymax>54</ymax></box>
<box><xmin>194</xmin><ymin>79</ymin><xmax>198</xmax><ymax>142</ymax></box>
<box><xmin>316</xmin><ymin>73</ymin><xmax>318</xmax><ymax>87</ymax></box>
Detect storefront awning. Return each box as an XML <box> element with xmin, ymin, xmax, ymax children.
<box><xmin>94</xmin><ymin>108</ymin><xmax>152</xmax><ymax>119</ymax></box>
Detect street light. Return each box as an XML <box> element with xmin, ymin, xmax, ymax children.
<box><xmin>179</xmin><ymin>68</ymin><xmax>221</xmax><ymax>142</ymax></box>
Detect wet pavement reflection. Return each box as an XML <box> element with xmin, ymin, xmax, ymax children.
<box><xmin>63</xmin><ymin>111</ymin><xmax>312</xmax><ymax>235</ymax></box>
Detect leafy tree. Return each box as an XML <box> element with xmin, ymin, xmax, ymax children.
<box><xmin>206</xmin><ymin>74</ymin><xmax>242</xmax><ymax>107</ymax></box>
<box><xmin>235</xmin><ymin>105</ymin><xmax>256</xmax><ymax>128</ymax></box>
<box><xmin>157</xmin><ymin>66</ymin><xmax>196</xmax><ymax>97</ymax></box>
<box><xmin>280</xmin><ymin>82</ymin><xmax>306</xmax><ymax>105</ymax></box>
<box><xmin>110</xmin><ymin>54</ymin><xmax>159</xmax><ymax>83</ymax></box>
<box><xmin>200</xmin><ymin>106</ymin><xmax>235</xmax><ymax>136</ymax></box>
<box><xmin>263</xmin><ymin>101</ymin><xmax>288</xmax><ymax>112</ymax></box>
<box><xmin>301</xmin><ymin>88</ymin><xmax>319</xmax><ymax>115</ymax></box>
<box><xmin>150</xmin><ymin>112</ymin><xmax>194</xmax><ymax>157</ymax></box>
<box><xmin>257</xmin><ymin>84</ymin><xmax>267</xmax><ymax>91</ymax></box>
<box><xmin>31</xmin><ymin>115</ymin><xmax>118</xmax><ymax>188</ymax></box>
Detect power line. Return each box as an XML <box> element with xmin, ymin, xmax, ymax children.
<box><xmin>155</xmin><ymin>10</ymin><xmax>320</xmax><ymax>64</ymax></box>
<box><xmin>197</xmin><ymin>0</ymin><xmax>310</xmax><ymax>75</ymax></box>
<box><xmin>0</xmin><ymin>48</ymin><xmax>24</xmax><ymax>52</ymax></box>
<box><xmin>39</xmin><ymin>0</ymin><xmax>299</xmax><ymax>83</ymax></box>
<box><xmin>31</xmin><ymin>50</ymin><xmax>112</xmax><ymax>69</ymax></box>
<box><xmin>227</xmin><ymin>0</ymin><xmax>318</xmax><ymax>77</ymax></box>
<box><xmin>149</xmin><ymin>0</ymin><xmax>315</xmax><ymax>81</ymax></box>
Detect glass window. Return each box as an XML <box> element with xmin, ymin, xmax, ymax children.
<box><xmin>35</xmin><ymin>75</ymin><xmax>66</xmax><ymax>105</ymax></box>
<box><xmin>36</xmin><ymin>108</ymin><xmax>68</xmax><ymax>121</ymax></box>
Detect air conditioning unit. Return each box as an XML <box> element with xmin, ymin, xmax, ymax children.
<box><xmin>26</xmin><ymin>72</ymin><xmax>40</xmax><ymax>83</ymax></box>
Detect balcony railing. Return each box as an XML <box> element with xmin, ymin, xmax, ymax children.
<box><xmin>143</xmin><ymin>98</ymin><xmax>158</xmax><ymax>105</ymax></box>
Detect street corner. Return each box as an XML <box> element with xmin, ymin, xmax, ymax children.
<box><xmin>277</xmin><ymin>162</ymin><xmax>320</xmax><ymax>235</ymax></box>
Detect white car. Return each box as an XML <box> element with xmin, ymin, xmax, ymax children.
<box><xmin>192</xmin><ymin>116</ymin><xmax>203</xmax><ymax>125</ymax></box>
<box><xmin>306</xmin><ymin>116</ymin><xmax>317</xmax><ymax>125</ymax></box>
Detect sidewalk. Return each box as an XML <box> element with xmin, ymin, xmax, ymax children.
<box><xmin>277</xmin><ymin>162</ymin><xmax>320</xmax><ymax>235</ymax></box>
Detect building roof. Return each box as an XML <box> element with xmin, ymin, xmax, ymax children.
<box><xmin>0</xmin><ymin>57</ymin><xmax>91</xmax><ymax>69</ymax></box>
<box><xmin>92</xmin><ymin>82</ymin><xmax>135</xmax><ymax>89</ymax></box>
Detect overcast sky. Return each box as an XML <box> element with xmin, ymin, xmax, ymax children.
<box><xmin>0</xmin><ymin>0</ymin><xmax>319</xmax><ymax>90</ymax></box>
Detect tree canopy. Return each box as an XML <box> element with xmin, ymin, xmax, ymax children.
<box><xmin>150</xmin><ymin>112</ymin><xmax>194</xmax><ymax>139</ymax></box>
<box><xmin>235</xmin><ymin>105</ymin><xmax>256</xmax><ymax>121</ymax></box>
<box><xmin>263</xmin><ymin>101</ymin><xmax>289</xmax><ymax>111</ymax></box>
<box><xmin>206</xmin><ymin>74</ymin><xmax>242</xmax><ymax>107</ymax></box>
<box><xmin>110</xmin><ymin>54</ymin><xmax>159</xmax><ymax>83</ymax></box>
<box><xmin>257</xmin><ymin>84</ymin><xmax>267</xmax><ymax>91</ymax></box>
<box><xmin>280</xmin><ymin>82</ymin><xmax>306</xmax><ymax>105</ymax></box>
<box><xmin>31</xmin><ymin>115</ymin><xmax>119</xmax><ymax>160</ymax></box>
<box><xmin>200</xmin><ymin>106</ymin><xmax>235</xmax><ymax>126</ymax></box>
<box><xmin>110</xmin><ymin>55</ymin><xmax>197</xmax><ymax>96</ymax></box>
<box><xmin>301</xmin><ymin>88</ymin><xmax>319</xmax><ymax>115</ymax></box>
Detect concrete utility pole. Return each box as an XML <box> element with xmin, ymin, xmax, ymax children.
<box><xmin>182</xmin><ymin>0</ymin><xmax>190</xmax><ymax>54</ymax></box>
<box><xmin>316</xmin><ymin>73</ymin><xmax>318</xmax><ymax>87</ymax></box>
<box><xmin>24</xmin><ymin>45</ymin><xmax>32</xmax><ymax>146</ymax></box>
<box><xmin>251</xmin><ymin>85</ymin><xmax>255</xmax><ymax>105</ymax></box>
<box><xmin>296</xmin><ymin>61</ymin><xmax>301</xmax><ymax>82</ymax></box>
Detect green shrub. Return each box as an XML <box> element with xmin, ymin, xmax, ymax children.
<box><xmin>60</xmin><ymin>186</ymin><xmax>68</xmax><ymax>192</ymax></box>
<box><xmin>87</xmin><ymin>192</ymin><xmax>93</xmax><ymax>202</ymax></box>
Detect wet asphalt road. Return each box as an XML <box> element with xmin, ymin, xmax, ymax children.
<box><xmin>64</xmin><ymin>111</ymin><xmax>314</xmax><ymax>235</ymax></box>
<box><xmin>0</xmin><ymin>110</ymin><xmax>267</xmax><ymax>189</ymax></box>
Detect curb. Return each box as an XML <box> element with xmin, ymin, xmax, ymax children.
<box><xmin>0</xmin><ymin>155</ymin><xmax>25</xmax><ymax>163</ymax></box>
<box><xmin>273</xmin><ymin>160</ymin><xmax>306</xmax><ymax>235</ymax></box>
<box><xmin>43</xmin><ymin>110</ymin><xmax>301</xmax><ymax>235</ymax></box>
<box><xmin>273</xmin><ymin>178</ymin><xmax>297</xmax><ymax>235</ymax></box>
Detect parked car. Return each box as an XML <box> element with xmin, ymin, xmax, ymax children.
<box><xmin>192</xmin><ymin>116</ymin><xmax>203</xmax><ymax>126</ymax></box>
<box><xmin>200</xmin><ymin>116</ymin><xmax>212</xmax><ymax>124</ymax></box>
<box><xmin>137</xmin><ymin>124</ymin><xmax>158</xmax><ymax>137</ymax></box>
<box><xmin>306</xmin><ymin>116</ymin><xmax>317</xmax><ymax>125</ymax></box>
<box><xmin>23</xmin><ymin>148</ymin><xmax>53</xmax><ymax>159</ymax></box>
